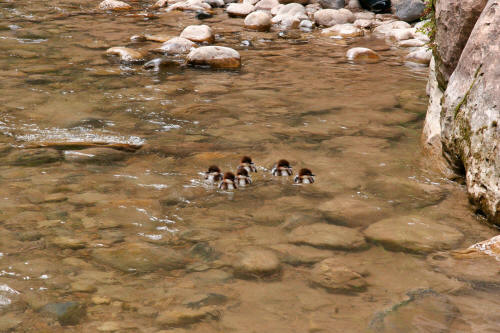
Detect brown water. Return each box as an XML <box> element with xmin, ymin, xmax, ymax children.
<box><xmin>0</xmin><ymin>1</ymin><xmax>499</xmax><ymax>332</ymax></box>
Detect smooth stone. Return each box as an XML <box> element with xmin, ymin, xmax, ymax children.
<box><xmin>179</xmin><ymin>25</ymin><xmax>214</xmax><ymax>43</ymax></box>
<box><xmin>70</xmin><ymin>281</ymin><xmax>97</xmax><ymax>293</ymax></box>
<box><xmin>405</xmin><ymin>47</ymin><xmax>432</xmax><ymax>64</ymax></box>
<box><xmin>4</xmin><ymin>148</ymin><xmax>61</xmax><ymax>166</ymax></box>
<box><xmin>388</xmin><ymin>28</ymin><xmax>415</xmax><ymax>41</ymax></box>
<box><xmin>314</xmin><ymin>8</ymin><xmax>354</xmax><ymax>27</ymax></box>
<box><xmin>373</xmin><ymin>20</ymin><xmax>411</xmax><ymax>35</ymax></box>
<box><xmin>269</xmin><ymin>243</ymin><xmax>333</xmax><ymax>265</ymax></box>
<box><xmin>364</xmin><ymin>215</ymin><xmax>464</xmax><ymax>253</ymax></box>
<box><xmin>233</xmin><ymin>248</ymin><xmax>281</xmax><ymax>278</ymax></box>
<box><xmin>395</xmin><ymin>0</ymin><xmax>426</xmax><ymax>23</ymax></box>
<box><xmin>353</xmin><ymin>18</ymin><xmax>374</xmax><ymax>28</ymax></box>
<box><xmin>0</xmin><ymin>314</ymin><xmax>22</xmax><ymax>331</ymax></box>
<box><xmin>64</xmin><ymin>148</ymin><xmax>128</xmax><ymax>164</ymax></box>
<box><xmin>398</xmin><ymin>38</ymin><xmax>425</xmax><ymax>47</ymax></box>
<box><xmin>321</xmin><ymin>23</ymin><xmax>363</xmax><ymax>37</ymax></box>
<box><xmin>68</xmin><ymin>192</ymin><xmax>109</xmax><ymax>206</ymax></box>
<box><xmin>98</xmin><ymin>0</ymin><xmax>132</xmax><ymax>10</ymax></box>
<box><xmin>155</xmin><ymin>37</ymin><xmax>196</xmax><ymax>55</ymax></box>
<box><xmin>346</xmin><ymin>47</ymin><xmax>381</xmax><ymax>63</ymax></box>
<box><xmin>105</xmin><ymin>47</ymin><xmax>145</xmax><ymax>63</ymax></box>
<box><xmin>318</xmin><ymin>0</ymin><xmax>344</xmax><ymax>9</ymax></box>
<box><xmin>156</xmin><ymin>307</ymin><xmax>219</xmax><ymax>327</ymax></box>
<box><xmin>142</xmin><ymin>34</ymin><xmax>172</xmax><ymax>42</ymax></box>
<box><xmin>167</xmin><ymin>0</ymin><xmax>211</xmax><ymax>11</ymax></box>
<box><xmin>91</xmin><ymin>242</ymin><xmax>186</xmax><ymax>273</ymax></box>
<box><xmin>187</xmin><ymin>46</ymin><xmax>241</xmax><ymax>69</ymax></box>
<box><xmin>152</xmin><ymin>0</ymin><xmax>168</xmax><ymax>8</ymax></box>
<box><xmin>288</xmin><ymin>223</ymin><xmax>366</xmax><ymax>250</ymax></box>
<box><xmin>226</xmin><ymin>3</ymin><xmax>255</xmax><ymax>17</ymax></box>
<box><xmin>51</xmin><ymin>236</ymin><xmax>87</xmax><ymax>250</ymax></box>
<box><xmin>42</xmin><ymin>301</ymin><xmax>86</xmax><ymax>326</ymax></box>
<box><xmin>244</xmin><ymin>11</ymin><xmax>272</xmax><ymax>31</ymax></box>
<box><xmin>310</xmin><ymin>258</ymin><xmax>367</xmax><ymax>292</ymax></box>
<box><xmin>92</xmin><ymin>295</ymin><xmax>112</xmax><ymax>305</ymax></box>
<box><xmin>97</xmin><ymin>321</ymin><xmax>121</xmax><ymax>332</ymax></box>
<box><xmin>254</xmin><ymin>0</ymin><xmax>280</xmax><ymax>11</ymax></box>
<box><xmin>459</xmin><ymin>235</ymin><xmax>500</xmax><ymax>258</ymax></box>
<box><xmin>353</xmin><ymin>11</ymin><xmax>375</xmax><ymax>20</ymax></box>
<box><xmin>271</xmin><ymin>3</ymin><xmax>308</xmax><ymax>25</ymax></box>
<box><xmin>243</xmin><ymin>0</ymin><xmax>259</xmax><ymax>5</ymax></box>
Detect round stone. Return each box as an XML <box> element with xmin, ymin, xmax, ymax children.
<box><xmin>314</xmin><ymin>8</ymin><xmax>354</xmax><ymax>27</ymax></box>
<box><xmin>321</xmin><ymin>23</ymin><xmax>363</xmax><ymax>38</ymax></box>
<box><xmin>98</xmin><ymin>0</ymin><xmax>132</xmax><ymax>10</ymax></box>
<box><xmin>405</xmin><ymin>47</ymin><xmax>432</xmax><ymax>65</ymax></box>
<box><xmin>186</xmin><ymin>46</ymin><xmax>241</xmax><ymax>69</ymax></box>
<box><xmin>346</xmin><ymin>47</ymin><xmax>381</xmax><ymax>63</ymax></box>
<box><xmin>244</xmin><ymin>11</ymin><xmax>272</xmax><ymax>31</ymax></box>
<box><xmin>105</xmin><ymin>47</ymin><xmax>145</xmax><ymax>63</ymax></box>
<box><xmin>155</xmin><ymin>37</ymin><xmax>196</xmax><ymax>55</ymax></box>
<box><xmin>233</xmin><ymin>248</ymin><xmax>281</xmax><ymax>278</ymax></box>
<box><xmin>226</xmin><ymin>3</ymin><xmax>255</xmax><ymax>17</ymax></box>
<box><xmin>288</xmin><ymin>223</ymin><xmax>367</xmax><ymax>250</ymax></box>
<box><xmin>310</xmin><ymin>258</ymin><xmax>368</xmax><ymax>292</ymax></box>
<box><xmin>180</xmin><ymin>25</ymin><xmax>214</xmax><ymax>43</ymax></box>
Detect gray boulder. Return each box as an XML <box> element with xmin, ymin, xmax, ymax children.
<box><xmin>319</xmin><ymin>0</ymin><xmax>344</xmax><ymax>9</ymax></box>
<box><xmin>395</xmin><ymin>0</ymin><xmax>425</xmax><ymax>22</ymax></box>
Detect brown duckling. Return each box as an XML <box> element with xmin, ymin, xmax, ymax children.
<box><xmin>294</xmin><ymin>168</ymin><xmax>315</xmax><ymax>184</ymax></box>
<box><xmin>219</xmin><ymin>172</ymin><xmax>237</xmax><ymax>190</ymax></box>
<box><xmin>239</xmin><ymin>156</ymin><xmax>257</xmax><ymax>173</ymax></box>
<box><xmin>204</xmin><ymin>165</ymin><xmax>223</xmax><ymax>183</ymax></box>
<box><xmin>271</xmin><ymin>159</ymin><xmax>293</xmax><ymax>176</ymax></box>
<box><xmin>236</xmin><ymin>167</ymin><xmax>252</xmax><ymax>187</ymax></box>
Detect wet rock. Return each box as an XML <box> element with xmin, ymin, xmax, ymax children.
<box><xmin>373</xmin><ymin>20</ymin><xmax>411</xmax><ymax>36</ymax></box>
<box><xmin>64</xmin><ymin>148</ymin><xmax>128</xmax><ymax>164</ymax></box>
<box><xmin>346</xmin><ymin>0</ymin><xmax>360</xmax><ymax>9</ymax></box>
<box><xmin>98</xmin><ymin>0</ymin><xmax>132</xmax><ymax>10</ymax></box>
<box><xmin>310</xmin><ymin>258</ymin><xmax>367</xmax><ymax>292</ymax></box>
<box><xmin>233</xmin><ymin>248</ymin><xmax>281</xmax><ymax>278</ymax></box>
<box><xmin>394</xmin><ymin>0</ymin><xmax>425</xmax><ymax>22</ymax></box>
<box><xmin>319</xmin><ymin>195</ymin><xmax>390</xmax><ymax>227</ymax></box>
<box><xmin>364</xmin><ymin>215</ymin><xmax>464</xmax><ymax>253</ymax></box>
<box><xmin>105</xmin><ymin>47</ymin><xmax>145</xmax><ymax>63</ymax></box>
<box><xmin>319</xmin><ymin>0</ymin><xmax>344</xmax><ymax>9</ymax></box>
<box><xmin>226</xmin><ymin>3</ymin><xmax>255</xmax><ymax>17</ymax></box>
<box><xmin>70</xmin><ymin>281</ymin><xmax>97</xmax><ymax>293</ymax></box>
<box><xmin>50</xmin><ymin>236</ymin><xmax>87</xmax><ymax>250</ymax></box>
<box><xmin>183</xmin><ymin>293</ymin><xmax>228</xmax><ymax>309</ymax></box>
<box><xmin>299</xmin><ymin>19</ymin><xmax>313</xmax><ymax>31</ymax></box>
<box><xmin>457</xmin><ymin>235</ymin><xmax>500</xmax><ymax>259</ymax></box>
<box><xmin>244</xmin><ymin>11</ymin><xmax>272</xmax><ymax>31</ymax></box>
<box><xmin>144</xmin><ymin>58</ymin><xmax>182</xmax><ymax>71</ymax></box>
<box><xmin>91</xmin><ymin>295</ymin><xmax>111</xmax><ymax>305</ymax></box>
<box><xmin>91</xmin><ymin>242</ymin><xmax>186</xmax><ymax>273</ymax></box>
<box><xmin>254</xmin><ymin>0</ymin><xmax>280</xmax><ymax>11</ymax></box>
<box><xmin>353</xmin><ymin>18</ymin><xmax>374</xmax><ymax>29</ymax></box>
<box><xmin>4</xmin><ymin>148</ymin><xmax>61</xmax><ymax>166</ymax></box>
<box><xmin>388</xmin><ymin>28</ymin><xmax>414</xmax><ymax>41</ymax></box>
<box><xmin>195</xmin><ymin>10</ymin><xmax>213</xmax><ymax>19</ymax></box>
<box><xmin>354</xmin><ymin>11</ymin><xmax>375</xmax><ymax>20</ymax></box>
<box><xmin>0</xmin><ymin>313</ymin><xmax>22</xmax><ymax>331</ymax></box>
<box><xmin>152</xmin><ymin>0</ymin><xmax>169</xmax><ymax>9</ymax></box>
<box><xmin>180</xmin><ymin>25</ymin><xmax>214</xmax><ymax>43</ymax></box>
<box><xmin>142</xmin><ymin>34</ymin><xmax>172</xmax><ymax>42</ymax></box>
<box><xmin>42</xmin><ymin>301</ymin><xmax>86</xmax><ymax>326</ymax></box>
<box><xmin>346</xmin><ymin>47</ymin><xmax>380</xmax><ymax>63</ymax></box>
<box><xmin>167</xmin><ymin>0</ymin><xmax>211</xmax><ymax>11</ymax></box>
<box><xmin>156</xmin><ymin>306</ymin><xmax>219</xmax><ymax>327</ymax></box>
<box><xmin>369</xmin><ymin>290</ymin><xmax>458</xmax><ymax>333</ymax></box>
<box><xmin>97</xmin><ymin>321</ymin><xmax>121</xmax><ymax>332</ymax></box>
<box><xmin>68</xmin><ymin>192</ymin><xmax>109</xmax><ymax>206</ymax></box>
<box><xmin>269</xmin><ymin>243</ymin><xmax>333</xmax><ymax>265</ymax></box>
<box><xmin>321</xmin><ymin>23</ymin><xmax>363</xmax><ymax>38</ymax></box>
<box><xmin>405</xmin><ymin>47</ymin><xmax>431</xmax><ymax>65</ymax></box>
<box><xmin>155</xmin><ymin>37</ymin><xmax>196</xmax><ymax>55</ymax></box>
<box><xmin>314</xmin><ymin>8</ymin><xmax>354</xmax><ymax>27</ymax></box>
<box><xmin>398</xmin><ymin>38</ymin><xmax>425</xmax><ymax>47</ymax></box>
<box><xmin>187</xmin><ymin>46</ymin><xmax>241</xmax><ymax>69</ymax></box>
<box><xmin>272</xmin><ymin>3</ymin><xmax>308</xmax><ymax>26</ymax></box>
<box><xmin>288</xmin><ymin>223</ymin><xmax>366</xmax><ymax>250</ymax></box>
<box><xmin>205</xmin><ymin>0</ymin><xmax>225</xmax><ymax>7</ymax></box>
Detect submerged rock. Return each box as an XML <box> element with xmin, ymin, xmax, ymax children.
<box><xmin>64</xmin><ymin>148</ymin><xmax>129</xmax><ymax>164</ymax></box>
<box><xmin>405</xmin><ymin>47</ymin><xmax>432</xmax><ymax>65</ymax></box>
<box><xmin>186</xmin><ymin>46</ymin><xmax>241</xmax><ymax>69</ymax></box>
<box><xmin>321</xmin><ymin>24</ymin><xmax>363</xmax><ymax>38</ymax></box>
<box><xmin>244</xmin><ymin>11</ymin><xmax>272</xmax><ymax>31</ymax></box>
<box><xmin>42</xmin><ymin>301</ymin><xmax>86</xmax><ymax>326</ymax></box>
<box><xmin>155</xmin><ymin>37</ymin><xmax>196</xmax><ymax>55</ymax></box>
<box><xmin>310</xmin><ymin>258</ymin><xmax>367</xmax><ymax>292</ymax></box>
<box><xmin>364</xmin><ymin>215</ymin><xmax>464</xmax><ymax>253</ymax></box>
<box><xmin>98</xmin><ymin>0</ymin><xmax>132</xmax><ymax>10</ymax></box>
<box><xmin>269</xmin><ymin>243</ymin><xmax>333</xmax><ymax>265</ymax></box>
<box><xmin>156</xmin><ymin>306</ymin><xmax>219</xmax><ymax>327</ymax></box>
<box><xmin>346</xmin><ymin>47</ymin><xmax>380</xmax><ymax>63</ymax></box>
<box><xmin>288</xmin><ymin>223</ymin><xmax>366</xmax><ymax>250</ymax></box>
<box><xmin>4</xmin><ymin>148</ymin><xmax>62</xmax><ymax>166</ymax></box>
<box><xmin>180</xmin><ymin>25</ymin><xmax>214</xmax><ymax>43</ymax></box>
<box><xmin>233</xmin><ymin>248</ymin><xmax>281</xmax><ymax>278</ymax></box>
<box><xmin>106</xmin><ymin>47</ymin><xmax>145</xmax><ymax>63</ymax></box>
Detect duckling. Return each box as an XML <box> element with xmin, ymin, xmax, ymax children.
<box><xmin>219</xmin><ymin>172</ymin><xmax>238</xmax><ymax>190</ymax></box>
<box><xmin>236</xmin><ymin>167</ymin><xmax>252</xmax><ymax>187</ymax></box>
<box><xmin>271</xmin><ymin>159</ymin><xmax>293</xmax><ymax>176</ymax></box>
<box><xmin>204</xmin><ymin>165</ymin><xmax>223</xmax><ymax>183</ymax></box>
<box><xmin>239</xmin><ymin>156</ymin><xmax>257</xmax><ymax>173</ymax></box>
<box><xmin>294</xmin><ymin>168</ymin><xmax>315</xmax><ymax>184</ymax></box>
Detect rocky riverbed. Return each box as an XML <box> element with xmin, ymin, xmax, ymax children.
<box><xmin>0</xmin><ymin>0</ymin><xmax>499</xmax><ymax>332</ymax></box>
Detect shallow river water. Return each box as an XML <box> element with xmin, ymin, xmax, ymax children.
<box><xmin>0</xmin><ymin>0</ymin><xmax>499</xmax><ymax>332</ymax></box>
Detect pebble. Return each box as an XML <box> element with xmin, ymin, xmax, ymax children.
<box><xmin>226</xmin><ymin>3</ymin><xmax>255</xmax><ymax>17</ymax></box>
<box><xmin>91</xmin><ymin>295</ymin><xmax>112</xmax><ymax>305</ymax></box>
<box><xmin>155</xmin><ymin>37</ymin><xmax>196</xmax><ymax>55</ymax></box>
<box><xmin>97</xmin><ymin>322</ymin><xmax>121</xmax><ymax>332</ymax></box>
<box><xmin>364</xmin><ymin>215</ymin><xmax>464</xmax><ymax>253</ymax></box>
<box><xmin>314</xmin><ymin>8</ymin><xmax>354</xmax><ymax>27</ymax></box>
<box><xmin>50</xmin><ymin>236</ymin><xmax>87</xmax><ymax>250</ymax></box>
<box><xmin>105</xmin><ymin>47</ymin><xmax>145</xmax><ymax>63</ymax></box>
<box><xmin>405</xmin><ymin>47</ymin><xmax>432</xmax><ymax>64</ymax></box>
<box><xmin>180</xmin><ymin>25</ymin><xmax>214</xmax><ymax>43</ymax></box>
<box><xmin>187</xmin><ymin>46</ymin><xmax>241</xmax><ymax>69</ymax></box>
<box><xmin>233</xmin><ymin>248</ymin><xmax>281</xmax><ymax>278</ymax></box>
<box><xmin>70</xmin><ymin>281</ymin><xmax>97</xmax><ymax>293</ymax></box>
<box><xmin>310</xmin><ymin>258</ymin><xmax>367</xmax><ymax>292</ymax></box>
<box><xmin>288</xmin><ymin>223</ymin><xmax>367</xmax><ymax>250</ymax></box>
<box><xmin>346</xmin><ymin>47</ymin><xmax>381</xmax><ymax>63</ymax></box>
<box><xmin>98</xmin><ymin>0</ymin><xmax>132</xmax><ymax>10</ymax></box>
<box><xmin>244</xmin><ymin>11</ymin><xmax>272</xmax><ymax>31</ymax></box>
<box><xmin>321</xmin><ymin>23</ymin><xmax>363</xmax><ymax>38</ymax></box>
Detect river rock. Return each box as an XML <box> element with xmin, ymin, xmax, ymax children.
<box><xmin>155</xmin><ymin>37</ymin><xmax>196</xmax><ymax>55</ymax></box>
<box><xmin>405</xmin><ymin>47</ymin><xmax>432</xmax><ymax>65</ymax></box>
<box><xmin>269</xmin><ymin>243</ymin><xmax>333</xmax><ymax>265</ymax></box>
<box><xmin>394</xmin><ymin>0</ymin><xmax>425</xmax><ymax>22</ymax></box>
<box><xmin>388</xmin><ymin>28</ymin><xmax>414</xmax><ymax>41</ymax></box>
<box><xmin>98</xmin><ymin>0</ymin><xmax>132</xmax><ymax>10</ymax></box>
<box><xmin>51</xmin><ymin>236</ymin><xmax>87</xmax><ymax>250</ymax></box>
<box><xmin>254</xmin><ymin>0</ymin><xmax>280</xmax><ymax>11</ymax></box>
<box><xmin>434</xmin><ymin>0</ymin><xmax>487</xmax><ymax>86</ymax></box>
<box><xmin>398</xmin><ymin>38</ymin><xmax>425</xmax><ymax>47</ymax></box>
<box><xmin>353</xmin><ymin>18</ymin><xmax>373</xmax><ymax>29</ymax></box>
<box><xmin>233</xmin><ymin>248</ymin><xmax>281</xmax><ymax>278</ymax></box>
<box><xmin>0</xmin><ymin>314</ymin><xmax>22</xmax><ymax>331</ymax></box>
<box><xmin>458</xmin><ymin>235</ymin><xmax>500</xmax><ymax>259</ymax></box>
<box><xmin>440</xmin><ymin>1</ymin><xmax>499</xmax><ymax>225</ymax></box>
<box><xmin>354</xmin><ymin>11</ymin><xmax>375</xmax><ymax>20</ymax></box>
<box><xmin>272</xmin><ymin>3</ymin><xmax>308</xmax><ymax>25</ymax></box>
<box><xmin>97</xmin><ymin>321</ymin><xmax>121</xmax><ymax>332</ymax></box>
<box><xmin>186</xmin><ymin>46</ymin><xmax>241</xmax><ymax>69</ymax></box>
<box><xmin>106</xmin><ymin>47</ymin><xmax>145</xmax><ymax>63</ymax></box>
<box><xmin>156</xmin><ymin>306</ymin><xmax>218</xmax><ymax>327</ymax></box>
<box><xmin>91</xmin><ymin>242</ymin><xmax>186</xmax><ymax>273</ymax></box>
<box><xmin>152</xmin><ymin>0</ymin><xmax>168</xmax><ymax>8</ymax></box>
<box><xmin>288</xmin><ymin>223</ymin><xmax>366</xmax><ymax>250</ymax></box>
<box><xmin>226</xmin><ymin>3</ymin><xmax>255</xmax><ymax>17</ymax></box>
<box><xmin>314</xmin><ymin>8</ymin><xmax>354</xmax><ymax>27</ymax></box>
<box><xmin>70</xmin><ymin>281</ymin><xmax>97</xmax><ymax>293</ymax></box>
<box><xmin>321</xmin><ymin>24</ymin><xmax>363</xmax><ymax>38</ymax></box>
<box><xmin>4</xmin><ymin>148</ymin><xmax>61</xmax><ymax>166</ymax></box>
<box><xmin>180</xmin><ymin>25</ymin><xmax>214</xmax><ymax>43</ymax></box>
<box><xmin>299</xmin><ymin>19</ymin><xmax>313</xmax><ymax>31</ymax></box>
<box><xmin>42</xmin><ymin>301</ymin><xmax>86</xmax><ymax>326</ymax></box>
<box><xmin>279</xmin><ymin>0</ymin><xmax>308</xmax><ymax>5</ymax></box>
<box><xmin>167</xmin><ymin>0</ymin><xmax>211</xmax><ymax>11</ymax></box>
<box><xmin>244</xmin><ymin>11</ymin><xmax>272</xmax><ymax>31</ymax></box>
<box><xmin>364</xmin><ymin>215</ymin><xmax>464</xmax><ymax>253</ymax></box>
<box><xmin>64</xmin><ymin>148</ymin><xmax>128</xmax><ymax>164</ymax></box>
<box><xmin>346</xmin><ymin>47</ymin><xmax>380</xmax><ymax>63</ymax></box>
<box><xmin>373</xmin><ymin>20</ymin><xmax>411</xmax><ymax>36</ymax></box>
<box><xmin>319</xmin><ymin>0</ymin><xmax>344</xmax><ymax>9</ymax></box>
<box><xmin>310</xmin><ymin>258</ymin><xmax>367</xmax><ymax>292</ymax></box>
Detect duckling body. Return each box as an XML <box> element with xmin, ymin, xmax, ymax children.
<box><xmin>204</xmin><ymin>165</ymin><xmax>223</xmax><ymax>183</ymax></box>
<box><xmin>294</xmin><ymin>168</ymin><xmax>315</xmax><ymax>184</ymax></box>
<box><xmin>219</xmin><ymin>172</ymin><xmax>238</xmax><ymax>190</ymax></box>
<box><xmin>239</xmin><ymin>156</ymin><xmax>257</xmax><ymax>173</ymax></box>
<box><xmin>271</xmin><ymin>159</ymin><xmax>293</xmax><ymax>176</ymax></box>
<box><xmin>236</xmin><ymin>167</ymin><xmax>252</xmax><ymax>187</ymax></box>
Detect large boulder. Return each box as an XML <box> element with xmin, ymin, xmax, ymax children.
<box><xmin>314</xmin><ymin>8</ymin><xmax>354</xmax><ymax>27</ymax></box>
<box><xmin>186</xmin><ymin>46</ymin><xmax>241</xmax><ymax>69</ymax></box>
<box><xmin>394</xmin><ymin>0</ymin><xmax>425</xmax><ymax>22</ymax></box>
<box><xmin>440</xmin><ymin>1</ymin><xmax>500</xmax><ymax>225</ymax></box>
<box><xmin>434</xmin><ymin>0</ymin><xmax>488</xmax><ymax>87</ymax></box>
